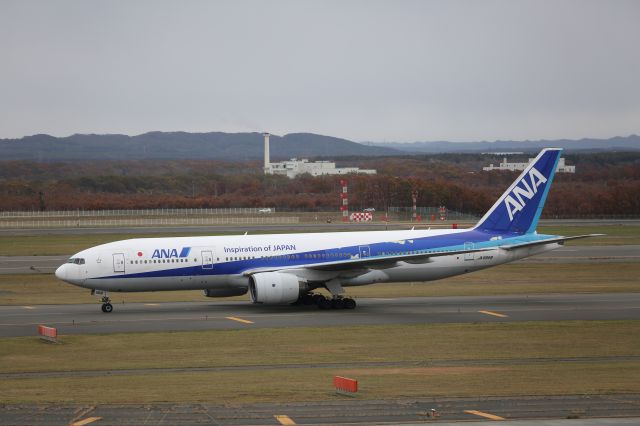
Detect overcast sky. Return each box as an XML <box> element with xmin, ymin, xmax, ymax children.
<box><xmin>1</xmin><ymin>1</ymin><xmax>638</xmax><ymax>142</ymax></box>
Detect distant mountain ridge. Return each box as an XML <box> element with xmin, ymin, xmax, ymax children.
<box><xmin>0</xmin><ymin>132</ymin><xmax>399</xmax><ymax>161</ymax></box>
<box><xmin>366</xmin><ymin>135</ymin><xmax>640</xmax><ymax>153</ymax></box>
<box><xmin>1</xmin><ymin>131</ymin><xmax>638</xmax><ymax>162</ymax></box>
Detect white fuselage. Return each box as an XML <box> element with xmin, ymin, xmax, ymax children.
<box><xmin>55</xmin><ymin>228</ymin><xmax>561</xmax><ymax>294</ymax></box>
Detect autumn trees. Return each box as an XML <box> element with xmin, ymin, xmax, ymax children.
<box><xmin>0</xmin><ymin>153</ymin><xmax>639</xmax><ymax>217</ymax></box>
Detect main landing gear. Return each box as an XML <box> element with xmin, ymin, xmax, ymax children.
<box><xmin>296</xmin><ymin>292</ymin><xmax>357</xmax><ymax>310</ymax></box>
<box><xmin>92</xmin><ymin>289</ymin><xmax>113</xmax><ymax>313</ymax></box>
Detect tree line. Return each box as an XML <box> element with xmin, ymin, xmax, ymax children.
<box><xmin>0</xmin><ymin>153</ymin><xmax>639</xmax><ymax>217</ymax></box>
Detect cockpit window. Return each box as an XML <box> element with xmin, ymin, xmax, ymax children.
<box><xmin>66</xmin><ymin>258</ymin><xmax>85</xmax><ymax>265</ymax></box>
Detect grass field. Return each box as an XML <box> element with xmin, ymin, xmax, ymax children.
<box><xmin>1</xmin><ymin>223</ymin><xmax>638</xmax><ymax>406</ymax></box>
<box><xmin>1</xmin><ymin>262</ymin><xmax>639</xmax><ymax>305</ymax></box>
<box><xmin>0</xmin><ymin>320</ymin><xmax>638</xmax><ymax>403</ymax></box>
<box><xmin>0</xmin><ymin>224</ymin><xmax>637</xmax><ymax>256</ymax></box>
<box><xmin>538</xmin><ymin>225</ymin><xmax>640</xmax><ymax>246</ymax></box>
<box><xmin>0</xmin><ymin>232</ymin><xmax>229</xmax><ymax>256</ymax></box>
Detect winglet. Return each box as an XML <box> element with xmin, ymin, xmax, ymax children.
<box><xmin>474</xmin><ymin>148</ymin><xmax>562</xmax><ymax>235</ymax></box>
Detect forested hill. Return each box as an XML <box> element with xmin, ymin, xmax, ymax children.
<box><xmin>367</xmin><ymin>135</ymin><xmax>640</xmax><ymax>153</ymax></box>
<box><xmin>0</xmin><ymin>132</ymin><xmax>400</xmax><ymax>161</ymax></box>
<box><xmin>2</xmin><ymin>131</ymin><xmax>639</xmax><ymax>161</ymax></box>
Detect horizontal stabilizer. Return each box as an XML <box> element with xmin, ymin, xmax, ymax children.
<box><xmin>499</xmin><ymin>234</ymin><xmax>605</xmax><ymax>250</ymax></box>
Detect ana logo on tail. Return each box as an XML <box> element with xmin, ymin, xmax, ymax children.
<box><xmin>504</xmin><ymin>167</ymin><xmax>548</xmax><ymax>221</ymax></box>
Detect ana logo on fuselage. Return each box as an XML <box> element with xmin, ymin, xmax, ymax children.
<box><xmin>504</xmin><ymin>167</ymin><xmax>547</xmax><ymax>221</ymax></box>
<box><xmin>151</xmin><ymin>247</ymin><xmax>191</xmax><ymax>259</ymax></box>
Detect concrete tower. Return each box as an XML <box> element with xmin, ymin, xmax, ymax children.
<box><xmin>263</xmin><ymin>132</ymin><xmax>271</xmax><ymax>174</ymax></box>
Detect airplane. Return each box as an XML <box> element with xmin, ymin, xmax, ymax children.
<box><xmin>55</xmin><ymin>148</ymin><xmax>600</xmax><ymax>313</ymax></box>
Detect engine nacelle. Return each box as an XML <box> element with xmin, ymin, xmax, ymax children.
<box><xmin>202</xmin><ymin>287</ymin><xmax>248</xmax><ymax>298</ymax></box>
<box><xmin>249</xmin><ymin>272</ymin><xmax>301</xmax><ymax>304</ymax></box>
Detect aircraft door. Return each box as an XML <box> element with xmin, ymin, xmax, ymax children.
<box><xmin>201</xmin><ymin>250</ymin><xmax>214</xmax><ymax>269</ymax></box>
<box><xmin>359</xmin><ymin>245</ymin><xmax>371</xmax><ymax>258</ymax></box>
<box><xmin>113</xmin><ymin>253</ymin><xmax>126</xmax><ymax>273</ymax></box>
<box><xmin>464</xmin><ymin>242</ymin><xmax>474</xmax><ymax>261</ymax></box>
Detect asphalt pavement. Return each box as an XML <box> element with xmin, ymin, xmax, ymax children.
<box><xmin>2</xmin><ymin>292</ymin><xmax>640</xmax><ymax>337</ymax></box>
<box><xmin>1</xmin><ymin>395</ymin><xmax>639</xmax><ymax>425</ymax></box>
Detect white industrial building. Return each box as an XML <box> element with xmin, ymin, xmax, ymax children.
<box><xmin>262</xmin><ymin>133</ymin><xmax>377</xmax><ymax>178</ymax></box>
<box><xmin>483</xmin><ymin>156</ymin><xmax>575</xmax><ymax>173</ymax></box>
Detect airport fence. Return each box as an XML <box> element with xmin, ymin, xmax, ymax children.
<box><xmin>0</xmin><ymin>216</ymin><xmax>298</xmax><ymax>229</ymax></box>
<box><xmin>388</xmin><ymin>206</ymin><xmax>479</xmax><ymax>221</ymax></box>
<box><xmin>0</xmin><ymin>207</ymin><xmax>276</xmax><ymax>218</ymax></box>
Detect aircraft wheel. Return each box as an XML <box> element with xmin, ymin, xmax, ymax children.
<box><xmin>331</xmin><ymin>298</ymin><xmax>345</xmax><ymax>309</ymax></box>
<box><xmin>343</xmin><ymin>298</ymin><xmax>356</xmax><ymax>309</ymax></box>
<box><xmin>301</xmin><ymin>293</ymin><xmax>315</xmax><ymax>305</ymax></box>
<box><xmin>102</xmin><ymin>303</ymin><xmax>113</xmax><ymax>313</ymax></box>
<box><xmin>317</xmin><ymin>297</ymin><xmax>332</xmax><ymax>310</ymax></box>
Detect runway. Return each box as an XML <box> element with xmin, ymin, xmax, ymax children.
<box><xmin>2</xmin><ymin>245</ymin><xmax>638</xmax><ymax>275</ymax></box>
<box><xmin>2</xmin><ymin>292</ymin><xmax>640</xmax><ymax>337</ymax></box>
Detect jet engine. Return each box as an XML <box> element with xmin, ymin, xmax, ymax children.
<box><xmin>249</xmin><ymin>272</ymin><xmax>302</xmax><ymax>304</ymax></box>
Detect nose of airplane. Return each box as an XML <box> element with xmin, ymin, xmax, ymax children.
<box><xmin>55</xmin><ymin>264</ymin><xmax>67</xmax><ymax>281</ymax></box>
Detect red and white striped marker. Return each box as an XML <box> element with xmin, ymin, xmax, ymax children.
<box><xmin>411</xmin><ymin>190</ymin><xmax>418</xmax><ymax>221</ymax></box>
<box><xmin>339</xmin><ymin>179</ymin><xmax>349</xmax><ymax>222</ymax></box>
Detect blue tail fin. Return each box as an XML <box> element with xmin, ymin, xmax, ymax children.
<box><xmin>474</xmin><ymin>148</ymin><xmax>562</xmax><ymax>235</ymax></box>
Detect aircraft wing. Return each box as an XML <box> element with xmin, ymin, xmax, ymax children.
<box><xmin>243</xmin><ymin>246</ymin><xmax>494</xmax><ymax>276</ymax></box>
<box><xmin>499</xmin><ymin>234</ymin><xmax>605</xmax><ymax>251</ymax></box>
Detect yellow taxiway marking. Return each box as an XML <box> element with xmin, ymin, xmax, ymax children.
<box><xmin>22</xmin><ymin>306</ymin><xmax>35</xmax><ymax>310</ymax></box>
<box><xmin>144</xmin><ymin>303</ymin><xmax>160</xmax><ymax>306</ymax></box>
<box><xmin>478</xmin><ymin>310</ymin><xmax>508</xmax><ymax>318</ymax></box>
<box><xmin>465</xmin><ymin>410</ymin><xmax>505</xmax><ymax>420</ymax></box>
<box><xmin>71</xmin><ymin>417</ymin><xmax>102</xmax><ymax>426</ymax></box>
<box><xmin>226</xmin><ymin>316</ymin><xmax>254</xmax><ymax>324</ymax></box>
<box><xmin>274</xmin><ymin>414</ymin><xmax>296</xmax><ymax>425</ymax></box>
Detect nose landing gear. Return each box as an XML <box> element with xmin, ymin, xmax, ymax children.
<box><xmin>91</xmin><ymin>289</ymin><xmax>114</xmax><ymax>313</ymax></box>
<box><xmin>101</xmin><ymin>297</ymin><xmax>113</xmax><ymax>313</ymax></box>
